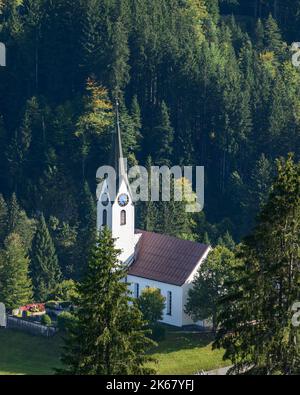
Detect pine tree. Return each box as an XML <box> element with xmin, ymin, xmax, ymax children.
<box><xmin>58</xmin><ymin>227</ymin><xmax>156</xmax><ymax>375</ymax></box>
<box><xmin>202</xmin><ymin>232</ymin><xmax>211</xmax><ymax>245</ymax></box>
<box><xmin>21</xmin><ymin>0</ymin><xmax>45</xmax><ymax>93</ymax></box>
<box><xmin>77</xmin><ymin>182</ymin><xmax>97</xmax><ymax>279</ymax></box>
<box><xmin>204</xmin><ymin>0</ymin><xmax>218</xmax><ymax>22</ymax></box>
<box><xmin>264</xmin><ymin>14</ymin><xmax>286</xmax><ymax>58</ymax></box>
<box><xmin>131</xmin><ymin>95</ymin><xmax>142</xmax><ymax>133</ymax></box>
<box><xmin>0</xmin><ymin>233</ymin><xmax>33</xmax><ymax>310</ymax></box>
<box><xmin>80</xmin><ymin>0</ymin><xmax>102</xmax><ymax>78</ymax></box>
<box><xmin>0</xmin><ymin>194</ymin><xmax>8</xmax><ymax>246</ymax></box>
<box><xmin>215</xmin><ymin>155</ymin><xmax>300</xmax><ymax>375</ymax></box>
<box><xmin>152</xmin><ymin>102</ymin><xmax>174</xmax><ymax>166</ymax></box>
<box><xmin>108</xmin><ymin>15</ymin><xmax>130</xmax><ymax>96</ymax></box>
<box><xmin>30</xmin><ymin>214</ymin><xmax>62</xmax><ymax>301</ymax></box>
<box><xmin>248</xmin><ymin>154</ymin><xmax>273</xmax><ymax>225</ymax></box>
<box><xmin>7</xmin><ymin>194</ymin><xmax>36</xmax><ymax>252</ymax></box>
<box><xmin>220</xmin><ymin>231</ymin><xmax>235</xmax><ymax>251</ymax></box>
<box><xmin>254</xmin><ymin>18</ymin><xmax>265</xmax><ymax>51</ymax></box>
<box><xmin>156</xmin><ymin>178</ymin><xmax>194</xmax><ymax>240</ymax></box>
<box><xmin>49</xmin><ymin>216</ymin><xmax>79</xmax><ymax>279</ymax></box>
<box><xmin>139</xmin><ymin>156</ymin><xmax>157</xmax><ymax>232</ymax></box>
<box><xmin>0</xmin><ymin>116</ymin><xmax>7</xmax><ymax>190</ymax></box>
<box><xmin>119</xmin><ymin>100</ymin><xmax>142</xmax><ymax>162</ymax></box>
<box><xmin>7</xmin><ymin>98</ymin><xmax>35</xmax><ymax>193</ymax></box>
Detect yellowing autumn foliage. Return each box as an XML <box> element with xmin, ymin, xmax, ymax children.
<box><xmin>75</xmin><ymin>79</ymin><xmax>113</xmax><ymax>137</ymax></box>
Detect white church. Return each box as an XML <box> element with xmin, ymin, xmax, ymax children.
<box><xmin>97</xmin><ymin>104</ymin><xmax>211</xmax><ymax>328</ymax></box>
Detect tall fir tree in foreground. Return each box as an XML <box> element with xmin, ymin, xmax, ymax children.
<box><xmin>0</xmin><ymin>233</ymin><xmax>32</xmax><ymax>309</ymax></box>
<box><xmin>58</xmin><ymin>227</ymin><xmax>156</xmax><ymax>375</ymax></box>
<box><xmin>30</xmin><ymin>214</ymin><xmax>62</xmax><ymax>301</ymax></box>
<box><xmin>214</xmin><ymin>155</ymin><xmax>300</xmax><ymax>375</ymax></box>
<box><xmin>77</xmin><ymin>181</ymin><xmax>97</xmax><ymax>278</ymax></box>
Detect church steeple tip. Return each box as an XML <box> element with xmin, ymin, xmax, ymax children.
<box><xmin>115</xmin><ymin>98</ymin><xmax>124</xmax><ymax>162</ymax></box>
<box><xmin>114</xmin><ymin>98</ymin><xmax>127</xmax><ymax>186</ymax></box>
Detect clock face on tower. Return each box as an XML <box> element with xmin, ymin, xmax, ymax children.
<box><xmin>118</xmin><ymin>193</ymin><xmax>129</xmax><ymax>207</ymax></box>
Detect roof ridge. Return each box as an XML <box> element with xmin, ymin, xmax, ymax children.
<box><xmin>135</xmin><ymin>229</ymin><xmax>210</xmax><ymax>248</ymax></box>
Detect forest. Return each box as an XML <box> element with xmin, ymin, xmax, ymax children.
<box><xmin>0</xmin><ymin>0</ymin><xmax>300</xmax><ymax>290</ymax></box>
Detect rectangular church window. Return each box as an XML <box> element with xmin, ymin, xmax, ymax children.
<box><xmin>121</xmin><ymin>210</ymin><xmax>126</xmax><ymax>226</ymax></box>
<box><xmin>102</xmin><ymin>210</ymin><xmax>107</xmax><ymax>226</ymax></box>
<box><xmin>134</xmin><ymin>283</ymin><xmax>140</xmax><ymax>298</ymax></box>
<box><xmin>167</xmin><ymin>291</ymin><xmax>172</xmax><ymax>316</ymax></box>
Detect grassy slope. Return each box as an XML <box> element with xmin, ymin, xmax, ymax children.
<box><xmin>0</xmin><ymin>329</ymin><xmax>227</xmax><ymax>375</ymax></box>
<box><xmin>0</xmin><ymin>329</ymin><xmax>63</xmax><ymax>375</ymax></box>
<box><xmin>148</xmin><ymin>332</ymin><xmax>228</xmax><ymax>375</ymax></box>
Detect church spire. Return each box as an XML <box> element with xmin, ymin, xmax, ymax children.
<box><xmin>114</xmin><ymin>98</ymin><xmax>127</xmax><ymax>187</ymax></box>
<box><xmin>97</xmin><ymin>98</ymin><xmax>135</xmax><ymax>264</ymax></box>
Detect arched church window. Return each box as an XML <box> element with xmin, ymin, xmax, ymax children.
<box><xmin>102</xmin><ymin>210</ymin><xmax>107</xmax><ymax>226</ymax></box>
<box><xmin>121</xmin><ymin>210</ymin><xmax>126</xmax><ymax>226</ymax></box>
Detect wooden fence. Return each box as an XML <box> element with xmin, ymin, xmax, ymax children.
<box><xmin>7</xmin><ymin>316</ymin><xmax>57</xmax><ymax>337</ymax></box>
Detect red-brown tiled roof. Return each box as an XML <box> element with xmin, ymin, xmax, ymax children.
<box><xmin>128</xmin><ymin>230</ymin><xmax>210</xmax><ymax>286</ymax></box>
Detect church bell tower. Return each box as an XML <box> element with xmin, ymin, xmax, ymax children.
<box><xmin>97</xmin><ymin>100</ymin><xmax>136</xmax><ymax>265</ymax></box>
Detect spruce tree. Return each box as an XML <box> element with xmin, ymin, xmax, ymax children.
<box><xmin>131</xmin><ymin>95</ymin><xmax>142</xmax><ymax>133</ymax></box>
<box><xmin>58</xmin><ymin>227</ymin><xmax>156</xmax><ymax>375</ymax></box>
<box><xmin>215</xmin><ymin>155</ymin><xmax>300</xmax><ymax>375</ymax></box>
<box><xmin>108</xmin><ymin>16</ymin><xmax>130</xmax><ymax>97</ymax></box>
<box><xmin>49</xmin><ymin>217</ymin><xmax>79</xmax><ymax>280</ymax></box>
<box><xmin>139</xmin><ymin>156</ymin><xmax>157</xmax><ymax>232</ymax></box>
<box><xmin>0</xmin><ymin>233</ymin><xmax>33</xmax><ymax>310</ymax></box>
<box><xmin>202</xmin><ymin>232</ymin><xmax>211</xmax><ymax>245</ymax></box>
<box><xmin>30</xmin><ymin>214</ymin><xmax>62</xmax><ymax>301</ymax></box>
<box><xmin>7</xmin><ymin>194</ymin><xmax>36</xmax><ymax>252</ymax></box>
<box><xmin>264</xmin><ymin>14</ymin><xmax>286</xmax><ymax>58</ymax></box>
<box><xmin>254</xmin><ymin>18</ymin><xmax>265</xmax><ymax>51</ymax></box>
<box><xmin>119</xmin><ymin>101</ymin><xmax>142</xmax><ymax>163</ymax></box>
<box><xmin>152</xmin><ymin>102</ymin><xmax>174</xmax><ymax>166</ymax></box>
<box><xmin>220</xmin><ymin>231</ymin><xmax>235</xmax><ymax>251</ymax></box>
<box><xmin>156</xmin><ymin>178</ymin><xmax>194</xmax><ymax>240</ymax></box>
<box><xmin>247</xmin><ymin>154</ymin><xmax>273</xmax><ymax>228</ymax></box>
<box><xmin>77</xmin><ymin>182</ymin><xmax>97</xmax><ymax>278</ymax></box>
<box><xmin>0</xmin><ymin>194</ymin><xmax>8</xmax><ymax>246</ymax></box>
<box><xmin>80</xmin><ymin>0</ymin><xmax>102</xmax><ymax>77</ymax></box>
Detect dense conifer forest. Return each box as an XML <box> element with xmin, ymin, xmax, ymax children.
<box><xmin>0</xmin><ymin>0</ymin><xmax>300</xmax><ymax>284</ymax></box>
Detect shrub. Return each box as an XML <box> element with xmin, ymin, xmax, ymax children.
<box><xmin>53</xmin><ymin>280</ymin><xmax>78</xmax><ymax>302</ymax></box>
<box><xmin>137</xmin><ymin>288</ymin><xmax>166</xmax><ymax>325</ymax></box>
<box><xmin>57</xmin><ymin>312</ymin><xmax>77</xmax><ymax>332</ymax></box>
<box><xmin>41</xmin><ymin>314</ymin><xmax>52</xmax><ymax>326</ymax></box>
<box><xmin>150</xmin><ymin>324</ymin><xmax>166</xmax><ymax>341</ymax></box>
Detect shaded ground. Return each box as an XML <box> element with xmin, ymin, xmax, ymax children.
<box><xmin>0</xmin><ymin>329</ymin><xmax>63</xmax><ymax>375</ymax></box>
<box><xmin>0</xmin><ymin>329</ymin><xmax>227</xmax><ymax>375</ymax></box>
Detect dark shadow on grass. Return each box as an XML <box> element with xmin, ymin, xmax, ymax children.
<box><xmin>0</xmin><ymin>329</ymin><xmax>63</xmax><ymax>375</ymax></box>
